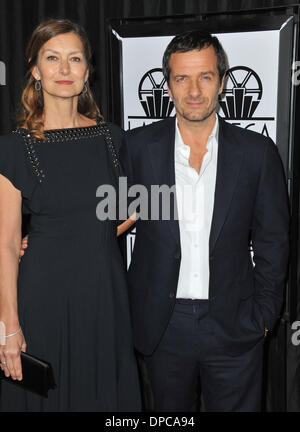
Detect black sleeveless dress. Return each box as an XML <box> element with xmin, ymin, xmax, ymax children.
<box><xmin>0</xmin><ymin>123</ymin><xmax>141</xmax><ymax>412</ymax></box>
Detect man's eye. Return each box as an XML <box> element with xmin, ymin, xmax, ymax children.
<box><xmin>176</xmin><ymin>77</ymin><xmax>186</xmax><ymax>82</ymax></box>
<box><xmin>203</xmin><ymin>75</ymin><xmax>211</xmax><ymax>80</ymax></box>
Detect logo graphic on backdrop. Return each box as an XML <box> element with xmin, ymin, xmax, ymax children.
<box><xmin>219</xmin><ymin>66</ymin><xmax>262</xmax><ymax>119</ymax></box>
<box><xmin>128</xmin><ymin>68</ymin><xmax>174</xmax><ymax>124</ymax></box>
<box><xmin>126</xmin><ymin>65</ymin><xmax>274</xmax><ymax>134</ymax></box>
<box><xmin>138</xmin><ymin>68</ymin><xmax>174</xmax><ymax>118</ymax></box>
<box><xmin>218</xmin><ymin>66</ymin><xmax>273</xmax><ymax>121</ymax></box>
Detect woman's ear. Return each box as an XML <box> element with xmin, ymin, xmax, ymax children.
<box><xmin>31</xmin><ymin>65</ymin><xmax>41</xmax><ymax>81</ymax></box>
<box><xmin>84</xmin><ymin>68</ymin><xmax>89</xmax><ymax>84</ymax></box>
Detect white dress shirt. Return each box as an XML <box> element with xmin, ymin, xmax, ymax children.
<box><xmin>175</xmin><ymin>115</ymin><xmax>219</xmax><ymax>299</ymax></box>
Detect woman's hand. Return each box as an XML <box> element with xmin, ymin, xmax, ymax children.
<box><xmin>117</xmin><ymin>213</ymin><xmax>136</xmax><ymax>237</ymax></box>
<box><xmin>19</xmin><ymin>235</ymin><xmax>28</xmax><ymax>260</ymax></box>
<box><xmin>0</xmin><ymin>327</ymin><xmax>26</xmax><ymax>380</ymax></box>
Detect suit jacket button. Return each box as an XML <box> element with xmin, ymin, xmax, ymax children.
<box><xmin>174</xmin><ymin>251</ymin><xmax>181</xmax><ymax>259</ymax></box>
<box><xmin>169</xmin><ymin>292</ymin><xmax>175</xmax><ymax>299</ymax></box>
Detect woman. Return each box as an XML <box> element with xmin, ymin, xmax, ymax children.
<box><xmin>0</xmin><ymin>18</ymin><xmax>141</xmax><ymax>412</ymax></box>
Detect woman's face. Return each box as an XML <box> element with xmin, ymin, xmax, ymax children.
<box><xmin>32</xmin><ymin>32</ymin><xmax>89</xmax><ymax>99</ymax></box>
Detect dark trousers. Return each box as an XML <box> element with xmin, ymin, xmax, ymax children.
<box><xmin>141</xmin><ymin>299</ymin><xmax>264</xmax><ymax>412</ymax></box>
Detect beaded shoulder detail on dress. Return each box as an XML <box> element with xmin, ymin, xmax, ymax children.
<box><xmin>13</xmin><ymin>123</ymin><xmax>108</xmax><ymax>142</ymax></box>
<box><xmin>12</xmin><ymin>128</ymin><xmax>45</xmax><ymax>184</ymax></box>
<box><xmin>45</xmin><ymin>123</ymin><xmax>107</xmax><ymax>142</ymax></box>
<box><xmin>12</xmin><ymin>123</ymin><xmax>119</xmax><ymax>184</ymax></box>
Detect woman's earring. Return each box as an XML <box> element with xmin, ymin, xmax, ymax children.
<box><xmin>35</xmin><ymin>80</ymin><xmax>42</xmax><ymax>91</ymax></box>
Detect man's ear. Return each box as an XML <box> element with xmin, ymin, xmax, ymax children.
<box><xmin>218</xmin><ymin>74</ymin><xmax>225</xmax><ymax>95</ymax></box>
<box><xmin>31</xmin><ymin>65</ymin><xmax>41</xmax><ymax>81</ymax></box>
<box><xmin>167</xmin><ymin>84</ymin><xmax>173</xmax><ymax>100</ymax></box>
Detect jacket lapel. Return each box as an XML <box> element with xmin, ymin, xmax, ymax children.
<box><xmin>209</xmin><ymin>117</ymin><xmax>243</xmax><ymax>255</ymax></box>
<box><xmin>146</xmin><ymin>118</ymin><xmax>180</xmax><ymax>245</ymax></box>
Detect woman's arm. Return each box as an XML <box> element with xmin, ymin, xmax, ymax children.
<box><xmin>0</xmin><ymin>174</ymin><xmax>26</xmax><ymax>380</ymax></box>
<box><xmin>117</xmin><ymin>213</ymin><xmax>136</xmax><ymax>237</ymax></box>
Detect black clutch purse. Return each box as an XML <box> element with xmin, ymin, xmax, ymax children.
<box><xmin>0</xmin><ymin>352</ymin><xmax>56</xmax><ymax>398</ymax></box>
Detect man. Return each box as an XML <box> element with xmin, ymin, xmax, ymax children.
<box><xmin>119</xmin><ymin>30</ymin><xmax>290</xmax><ymax>411</ymax></box>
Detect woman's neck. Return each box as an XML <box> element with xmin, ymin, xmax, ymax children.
<box><xmin>42</xmin><ymin>95</ymin><xmax>87</xmax><ymax>130</ymax></box>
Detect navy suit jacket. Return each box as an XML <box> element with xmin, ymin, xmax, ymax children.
<box><xmin>120</xmin><ymin>116</ymin><xmax>290</xmax><ymax>356</ymax></box>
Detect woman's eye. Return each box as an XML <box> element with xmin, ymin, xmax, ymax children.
<box><xmin>47</xmin><ymin>56</ymin><xmax>57</xmax><ymax>61</ymax></box>
<box><xmin>71</xmin><ymin>57</ymin><xmax>81</xmax><ymax>62</ymax></box>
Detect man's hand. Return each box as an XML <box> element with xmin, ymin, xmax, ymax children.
<box><xmin>19</xmin><ymin>235</ymin><xmax>28</xmax><ymax>260</ymax></box>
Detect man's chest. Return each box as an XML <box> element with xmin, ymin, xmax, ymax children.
<box><xmin>188</xmin><ymin>148</ymin><xmax>208</xmax><ymax>174</ymax></box>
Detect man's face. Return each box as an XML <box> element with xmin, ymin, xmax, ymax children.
<box><xmin>168</xmin><ymin>46</ymin><xmax>224</xmax><ymax>124</ymax></box>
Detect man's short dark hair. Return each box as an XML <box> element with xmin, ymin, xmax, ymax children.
<box><xmin>162</xmin><ymin>30</ymin><xmax>228</xmax><ymax>84</ymax></box>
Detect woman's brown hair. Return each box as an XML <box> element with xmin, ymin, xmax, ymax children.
<box><xmin>17</xmin><ymin>18</ymin><xmax>103</xmax><ymax>139</ymax></box>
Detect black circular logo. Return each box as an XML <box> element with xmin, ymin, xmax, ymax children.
<box><xmin>138</xmin><ymin>68</ymin><xmax>174</xmax><ymax>118</ymax></box>
<box><xmin>219</xmin><ymin>66</ymin><xmax>263</xmax><ymax>119</ymax></box>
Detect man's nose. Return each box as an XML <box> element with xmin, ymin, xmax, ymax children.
<box><xmin>188</xmin><ymin>80</ymin><xmax>202</xmax><ymax>98</ymax></box>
